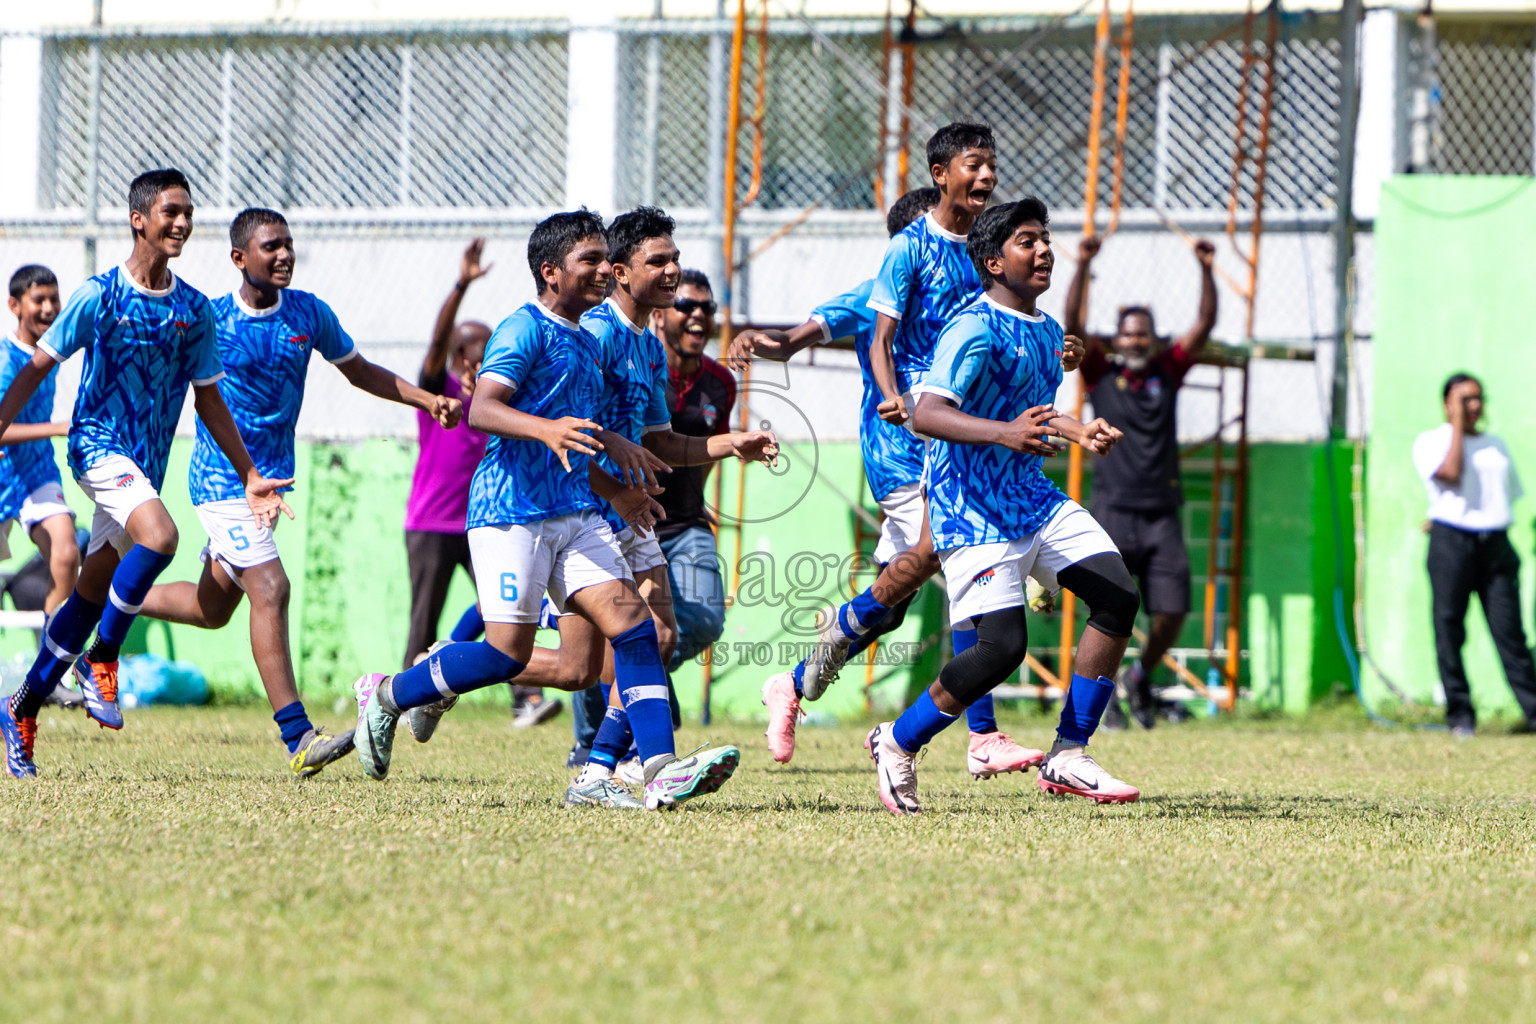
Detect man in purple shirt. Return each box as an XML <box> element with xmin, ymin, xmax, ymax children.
<box><xmin>402</xmin><ymin>241</ymin><xmax>491</xmax><ymax>667</ymax></box>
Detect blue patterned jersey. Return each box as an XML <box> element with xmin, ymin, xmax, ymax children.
<box><xmin>811</xmin><ymin>280</ymin><xmax>922</xmax><ymax>501</ymax></box>
<box><xmin>867</xmin><ymin>212</ymin><xmax>982</xmax><ymax>394</ymax></box>
<box><xmin>189</xmin><ymin>290</ymin><xmax>358</xmax><ymax>506</ymax></box>
<box><xmin>38</xmin><ymin>266</ymin><xmax>222</xmax><ymax>491</ymax></box>
<box><xmin>467</xmin><ymin>301</ymin><xmax>606</xmax><ymax>529</ymax></box>
<box><xmin>581</xmin><ymin>300</ymin><xmax>671</xmax><ymax>533</ymax></box>
<box><xmin>920</xmin><ymin>295</ymin><xmax>1068</xmax><ymax>550</ymax></box>
<box><xmin>0</xmin><ymin>336</ymin><xmax>63</xmax><ymax>519</ymax></box>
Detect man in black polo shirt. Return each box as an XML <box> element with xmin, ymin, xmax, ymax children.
<box><xmin>1065</xmin><ymin>235</ymin><xmax>1216</xmax><ymax>728</ymax></box>
<box><xmin>652</xmin><ymin>269</ymin><xmax>737</xmax><ymax>671</ymax></box>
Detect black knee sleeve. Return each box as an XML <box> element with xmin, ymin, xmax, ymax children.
<box><xmin>937</xmin><ymin>605</ymin><xmax>1029</xmax><ymax>706</ymax></box>
<box><xmin>1057</xmin><ymin>552</ymin><xmax>1140</xmax><ymax>638</ymax></box>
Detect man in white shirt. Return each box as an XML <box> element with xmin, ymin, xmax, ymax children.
<box><xmin>1412</xmin><ymin>373</ymin><xmax>1536</xmax><ymax>736</ymax></box>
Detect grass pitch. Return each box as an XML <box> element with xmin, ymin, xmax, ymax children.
<box><xmin>3</xmin><ymin>703</ymin><xmax>1535</xmax><ymax>1023</ymax></box>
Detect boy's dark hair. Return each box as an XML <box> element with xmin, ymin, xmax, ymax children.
<box><xmin>926</xmin><ymin>122</ymin><xmax>996</xmax><ymax>178</ymax></box>
<box><xmin>606</xmin><ymin>206</ymin><xmax>676</xmax><ymax>268</ymax></box>
<box><xmin>230</xmin><ymin>207</ymin><xmax>288</xmax><ymax>251</ymax></box>
<box><xmin>678</xmin><ymin>268</ymin><xmax>712</xmax><ymax>293</ymax></box>
<box><xmin>965</xmin><ymin>197</ymin><xmax>1050</xmax><ymax>287</ymax></box>
<box><xmin>128</xmin><ymin>168</ymin><xmax>192</xmax><ymax>216</ymax></box>
<box><xmin>527</xmin><ymin>207</ymin><xmax>607</xmax><ymax>294</ymax></box>
<box><xmin>1117</xmin><ymin>305</ymin><xmax>1157</xmax><ymax>336</ymax></box>
<box><xmin>887</xmin><ymin>187</ymin><xmax>940</xmax><ymax>237</ymax></box>
<box><xmin>1443</xmin><ymin>372</ymin><xmax>1481</xmax><ymax>400</ymax></box>
<box><xmin>9</xmin><ymin>265</ymin><xmax>57</xmax><ymax>300</ymax></box>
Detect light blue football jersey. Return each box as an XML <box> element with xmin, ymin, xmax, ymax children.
<box><xmin>189</xmin><ymin>290</ymin><xmax>357</xmax><ymax>506</ymax></box>
<box><xmin>810</xmin><ymin>279</ymin><xmax>923</xmax><ymax>502</ymax></box>
<box><xmin>867</xmin><ymin>212</ymin><xmax>982</xmax><ymax>394</ymax></box>
<box><xmin>0</xmin><ymin>336</ymin><xmax>62</xmax><ymax>519</ymax></box>
<box><xmin>864</xmin><ymin>213</ymin><xmax>982</xmax><ymax>493</ymax></box>
<box><xmin>921</xmin><ymin>294</ymin><xmax>1068</xmax><ymax>551</ymax></box>
<box><xmin>582</xmin><ymin>300</ymin><xmax>671</xmax><ymax>534</ymax></box>
<box><xmin>467</xmin><ymin>301</ymin><xmax>606</xmax><ymax>529</ymax></box>
<box><xmin>38</xmin><ymin>265</ymin><xmax>223</xmax><ymax>492</ymax></box>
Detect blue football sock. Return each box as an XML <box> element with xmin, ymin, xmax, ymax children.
<box><xmin>90</xmin><ymin>544</ymin><xmax>175</xmax><ymax>663</ymax></box>
<box><xmin>611</xmin><ymin>619</ymin><xmax>675</xmax><ymax>764</ymax></box>
<box><xmin>791</xmin><ymin>661</ymin><xmax>806</xmax><ymax>698</ymax></box>
<box><xmin>845</xmin><ymin>588</ymin><xmax>890</xmax><ymax>633</ymax></box>
<box><xmin>1056</xmin><ymin>673</ymin><xmax>1116</xmax><ymax>746</ymax></box>
<box><xmin>890</xmin><ymin>689</ymin><xmax>958</xmax><ymax>753</ymax></box>
<box><xmin>589</xmin><ymin>705</ymin><xmax>634</xmax><ymax>769</ymax></box>
<box><xmin>11</xmin><ymin>592</ymin><xmax>103</xmax><ymax>720</ymax></box>
<box><xmin>390</xmin><ymin>640</ymin><xmax>524</xmax><ymax>711</ymax></box>
<box><xmin>273</xmin><ymin>701</ymin><xmax>314</xmax><ymax>753</ymax></box>
<box><xmin>449</xmin><ymin>604</ymin><xmax>485</xmax><ymax>642</ymax></box>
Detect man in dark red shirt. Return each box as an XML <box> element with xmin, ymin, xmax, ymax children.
<box><xmin>653</xmin><ymin>269</ymin><xmax>736</xmax><ymax>669</ymax></box>
<box><xmin>1065</xmin><ymin>235</ymin><xmax>1215</xmax><ymax>728</ymax></box>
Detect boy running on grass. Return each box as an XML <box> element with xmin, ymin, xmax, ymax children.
<box><xmin>869</xmin><ymin>198</ymin><xmax>1142</xmax><ymax>815</ymax></box>
<box><xmin>137</xmin><ymin>207</ymin><xmax>462</xmax><ymax>778</ymax></box>
<box><xmin>0</xmin><ymin>169</ymin><xmax>292</xmax><ymax>779</ymax></box>
<box><xmin>407</xmin><ymin>207</ymin><xmax>776</xmax><ymax>810</ymax></box>
<box><xmin>729</xmin><ymin>185</ymin><xmax>1057</xmax><ymax>781</ymax></box>
<box><xmin>2</xmin><ymin>266</ymin><xmax>78</xmax><ymax>616</ymax></box>
<box><xmin>741</xmin><ymin>126</ymin><xmax>1055</xmax><ymax>776</ymax></box>
<box><xmin>353</xmin><ymin>208</ymin><xmax>741</xmax><ymax>810</ymax></box>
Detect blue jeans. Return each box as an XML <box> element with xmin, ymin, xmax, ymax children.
<box><xmin>660</xmin><ymin>525</ymin><xmax>727</xmax><ymax>671</ymax></box>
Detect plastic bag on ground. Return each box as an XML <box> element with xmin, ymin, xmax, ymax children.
<box><xmin>118</xmin><ymin>653</ymin><xmax>209</xmax><ymax>709</ymax></box>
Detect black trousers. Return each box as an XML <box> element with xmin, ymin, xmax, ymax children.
<box><xmin>1427</xmin><ymin>522</ymin><xmax>1536</xmax><ymax>728</ymax></box>
<box><xmin>404</xmin><ymin>530</ymin><xmax>474</xmax><ymax>669</ymax></box>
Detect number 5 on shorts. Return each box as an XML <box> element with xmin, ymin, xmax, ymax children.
<box><xmin>500</xmin><ymin>572</ymin><xmax>518</xmax><ymax>602</ymax></box>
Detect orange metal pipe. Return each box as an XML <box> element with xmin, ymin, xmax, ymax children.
<box><xmin>875</xmin><ymin>0</ymin><xmax>894</xmax><ymax>210</ymax></box>
<box><xmin>897</xmin><ymin>0</ymin><xmax>917</xmax><ymax>192</ymax></box>
<box><xmin>1107</xmin><ymin>1</ymin><xmax>1135</xmax><ymax>235</ymax></box>
<box><xmin>1060</xmin><ymin>0</ymin><xmax>1115</xmax><ymax>682</ymax></box>
<box><xmin>740</xmin><ymin>2</ymin><xmax>770</xmax><ymax>208</ymax></box>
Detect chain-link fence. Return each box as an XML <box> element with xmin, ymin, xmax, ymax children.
<box><xmin>0</xmin><ymin>7</ymin><xmax>1526</xmax><ymax>446</ymax></box>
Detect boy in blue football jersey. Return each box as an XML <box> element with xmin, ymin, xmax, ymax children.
<box><xmin>730</xmin><ymin>187</ymin><xmax>1060</xmax><ymax>778</ymax></box>
<box><xmin>763</xmin><ymin>125</ymin><xmax>995</xmax><ymax>713</ymax></box>
<box><xmin>353</xmin><ymin>209</ymin><xmax>741</xmax><ymax>810</ymax></box>
<box><xmin>1</xmin><ymin>266</ymin><xmax>78</xmax><ymax>616</ymax></box>
<box><xmin>867</xmin><ymin>198</ymin><xmax>1142</xmax><ymax>815</ymax></box>
<box><xmin>137</xmin><ymin>207</ymin><xmax>462</xmax><ymax>778</ymax></box>
<box><xmin>0</xmin><ymin>169</ymin><xmax>293</xmax><ymax>779</ymax></box>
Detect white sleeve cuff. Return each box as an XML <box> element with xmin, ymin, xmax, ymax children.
<box><xmin>35</xmin><ymin>341</ymin><xmax>63</xmax><ymax>363</ymax></box>
<box><xmin>642</xmin><ymin>422</ymin><xmax>670</xmax><ymax>435</ymax></box>
<box><xmin>911</xmin><ymin>384</ymin><xmax>961</xmax><ymax>404</ymax></box>
<box><xmin>328</xmin><ymin>346</ymin><xmax>360</xmax><ymax>365</ymax></box>
<box><xmin>809</xmin><ymin>314</ymin><xmax>832</xmax><ymax>345</ymax></box>
<box><xmin>866</xmin><ymin>299</ymin><xmax>902</xmax><ymax>320</ymax></box>
<box><xmin>479</xmin><ymin>370</ymin><xmax>518</xmax><ymax>392</ymax></box>
<box><xmin>191</xmin><ymin>372</ymin><xmax>227</xmax><ymax>387</ymax></box>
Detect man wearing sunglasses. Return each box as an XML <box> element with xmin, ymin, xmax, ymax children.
<box><xmin>650</xmin><ymin>270</ymin><xmax>736</xmax><ymax>675</ymax></box>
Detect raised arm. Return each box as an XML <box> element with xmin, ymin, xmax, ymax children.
<box><xmin>338</xmin><ymin>353</ymin><xmax>461</xmax><ymax>428</ymax></box>
<box><xmin>0</xmin><ymin>354</ymin><xmax>54</xmax><ymax>443</ymax></box>
<box><xmin>1064</xmin><ymin>235</ymin><xmax>1101</xmax><ymax>339</ymax></box>
<box><xmin>1433</xmin><ymin>381</ymin><xmax>1479</xmax><ymax>484</ymax></box>
<box><xmin>1172</xmin><ymin>239</ymin><xmax>1218</xmax><ymax>356</ymax></box>
<box><xmin>424</xmin><ymin>238</ymin><xmax>491</xmax><ymax>383</ymax></box>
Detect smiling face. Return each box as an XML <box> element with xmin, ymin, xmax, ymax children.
<box><xmin>1113</xmin><ymin>311</ymin><xmax>1156</xmax><ymax>371</ymax></box>
<box><xmin>233</xmin><ymin>221</ymin><xmax>295</xmax><ymax>291</ymax></box>
<box><xmin>8</xmin><ymin>283</ymin><xmax>61</xmax><ymax>342</ymax></box>
<box><xmin>614</xmin><ymin>235</ymin><xmax>681</xmax><ymax>312</ymax></box>
<box><xmin>131</xmin><ymin>186</ymin><xmax>195</xmax><ymax>259</ymax></box>
<box><xmin>985</xmin><ymin>219</ymin><xmax>1053</xmax><ymax>304</ymax></box>
<box><xmin>933</xmin><ymin>147</ymin><xmax>998</xmax><ymax>219</ymax></box>
<box><xmin>660</xmin><ymin>281</ymin><xmax>715</xmax><ymax>358</ymax></box>
<box><xmin>541</xmin><ymin>234</ymin><xmax>611</xmax><ymax>313</ymax></box>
